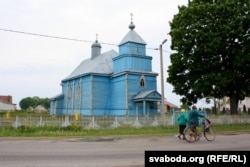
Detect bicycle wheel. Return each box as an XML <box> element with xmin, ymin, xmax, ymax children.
<box><xmin>204</xmin><ymin>126</ymin><xmax>216</xmax><ymax>141</ymax></box>
<box><xmin>184</xmin><ymin>126</ymin><xmax>197</xmax><ymax>143</ymax></box>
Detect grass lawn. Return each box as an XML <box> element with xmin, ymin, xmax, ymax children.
<box><xmin>0</xmin><ymin>123</ymin><xmax>250</xmax><ymax>138</ymax></box>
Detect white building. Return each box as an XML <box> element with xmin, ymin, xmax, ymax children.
<box><xmin>0</xmin><ymin>101</ymin><xmax>16</xmax><ymax>111</ymax></box>
<box><xmin>218</xmin><ymin>97</ymin><xmax>250</xmax><ymax>112</ymax></box>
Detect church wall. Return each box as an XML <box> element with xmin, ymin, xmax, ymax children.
<box><xmin>127</xmin><ymin>74</ymin><xmax>141</xmax><ymax>115</ymax></box>
<box><xmin>60</xmin><ymin>75</ymin><xmax>115</xmax><ymax>116</ymax></box>
<box><xmin>110</xmin><ymin>75</ymin><xmax>127</xmax><ymax>115</ymax></box>
<box><xmin>113</xmin><ymin>55</ymin><xmax>152</xmax><ymax>73</ymax></box>
<box><xmin>57</xmin><ymin>98</ymin><xmax>64</xmax><ymax>115</ymax></box>
<box><xmin>62</xmin><ymin>80</ymin><xmax>74</xmax><ymax>115</ymax></box>
<box><xmin>72</xmin><ymin>78</ymin><xmax>81</xmax><ymax>113</ymax></box>
<box><xmin>145</xmin><ymin>75</ymin><xmax>158</xmax><ymax>90</ymax></box>
<box><xmin>130</xmin><ymin>56</ymin><xmax>152</xmax><ymax>71</ymax></box>
<box><xmin>92</xmin><ymin>75</ymin><xmax>111</xmax><ymax>115</ymax></box>
<box><xmin>113</xmin><ymin>56</ymin><xmax>126</xmax><ymax>73</ymax></box>
<box><xmin>119</xmin><ymin>43</ymin><xmax>145</xmax><ymax>56</ymax></box>
<box><xmin>109</xmin><ymin>72</ymin><xmax>158</xmax><ymax>116</ymax></box>
<box><xmin>127</xmin><ymin>74</ymin><xmax>158</xmax><ymax>115</ymax></box>
<box><xmin>60</xmin><ymin>76</ymin><xmax>92</xmax><ymax>115</ymax></box>
<box><xmin>127</xmin><ymin>74</ymin><xmax>148</xmax><ymax>115</ymax></box>
<box><xmin>144</xmin><ymin>75</ymin><xmax>159</xmax><ymax>116</ymax></box>
<box><xmin>50</xmin><ymin>96</ymin><xmax>64</xmax><ymax>115</ymax></box>
<box><xmin>80</xmin><ymin>76</ymin><xmax>91</xmax><ymax>115</ymax></box>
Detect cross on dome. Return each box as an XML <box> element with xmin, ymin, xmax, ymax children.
<box><xmin>129</xmin><ymin>13</ymin><xmax>135</xmax><ymax>30</ymax></box>
<box><xmin>96</xmin><ymin>33</ymin><xmax>98</xmax><ymax>42</ymax></box>
<box><xmin>130</xmin><ymin>13</ymin><xmax>133</xmax><ymax>23</ymax></box>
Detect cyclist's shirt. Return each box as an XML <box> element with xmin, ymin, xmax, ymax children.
<box><xmin>187</xmin><ymin>110</ymin><xmax>205</xmax><ymax>126</ymax></box>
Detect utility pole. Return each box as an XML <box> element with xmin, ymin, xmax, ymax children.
<box><xmin>160</xmin><ymin>39</ymin><xmax>167</xmax><ymax>119</ymax></box>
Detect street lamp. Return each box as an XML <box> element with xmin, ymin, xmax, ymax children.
<box><xmin>160</xmin><ymin>39</ymin><xmax>167</xmax><ymax>119</ymax></box>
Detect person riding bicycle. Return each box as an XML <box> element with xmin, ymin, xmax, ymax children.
<box><xmin>184</xmin><ymin>106</ymin><xmax>214</xmax><ymax>142</ymax></box>
<box><xmin>187</xmin><ymin>106</ymin><xmax>205</xmax><ymax>138</ymax></box>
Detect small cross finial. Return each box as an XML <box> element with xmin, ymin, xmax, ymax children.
<box><xmin>130</xmin><ymin>13</ymin><xmax>133</xmax><ymax>23</ymax></box>
<box><xmin>96</xmin><ymin>33</ymin><xmax>98</xmax><ymax>42</ymax></box>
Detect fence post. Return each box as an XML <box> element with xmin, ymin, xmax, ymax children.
<box><xmin>92</xmin><ymin>116</ymin><xmax>95</xmax><ymax>128</ymax></box>
<box><xmin>12</xmin><ymin>116</ymin><xmax>21</xmax><ymax>129</ymax></box>
<box><xmin>115</xmin><ymin>116</ymin><xmax>118</xmax><ymax>128</ymax></box>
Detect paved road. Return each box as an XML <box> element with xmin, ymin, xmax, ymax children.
<box><xmin>0</xmin><ymin>133</ymin><xmax>250</xmax><ymax>167</ymax></box>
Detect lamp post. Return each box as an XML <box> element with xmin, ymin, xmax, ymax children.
<box><xmin>160</xmin><ymin>39</ymin><xmax>167</xmax><ymax>119</ymax></box>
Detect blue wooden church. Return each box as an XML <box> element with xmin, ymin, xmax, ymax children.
<box><xmin>50</xmin><ymin>21</ymin><xmax>162</xmax><ymax>116</ymax></box>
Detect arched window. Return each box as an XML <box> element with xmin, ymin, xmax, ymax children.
<box><xmin>75</xmin><ymin>84</ymin><xmax>81</xmax><ymax>100</ymax></box>
<box><xmin>139</xmin><ymin>76</ymin><xmax>146</xmax><ymax>87</ymax></box>
<box><xmin>67</xmin><ymin>86</ymin><xmax>72</xmax><ymax>100</ymax></box>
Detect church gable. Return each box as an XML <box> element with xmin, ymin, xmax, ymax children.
<box><xmin>133</xmin><ymin>90</ymin><xmax>161</xmax><ymax>101</ymax></box>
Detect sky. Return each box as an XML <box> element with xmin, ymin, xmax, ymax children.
<box><xmin>0</xmin><ymin>0</ymin><xmax>211</xmax><ymax>109</ymax></box>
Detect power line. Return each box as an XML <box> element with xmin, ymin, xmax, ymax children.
<box><xmin>0</xmin><ymin>28</ymin><xmax>100</xmax><ymax>43</ymax></box>
<box><xmin>0</xmin><ymin>28</ymin><xmax>173</xmax><ymax>53</ymax></box>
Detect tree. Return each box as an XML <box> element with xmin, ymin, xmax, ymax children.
<box><xmin>19</xmin><ymin>97</ymin><xmax>37</xmax><ymax>110</ymax></box>
<box><xmin>19</xmin><ymin>97</ymin><xmax>50</xmax><ymax>110</ymax></box>
<box><xmin>180</xmin><ymin>103</ymin><xmax>190</xmax><ymax>110</ymax></box>
<box><xmin>39</xmin><ymin>97</ymin><xmax>50</xmax><ymax>109</ymax></box>
<box><xmin>167</xmin><ymin>0</ymin><xmax>250</xmax><ymax>114</ymax></box>
<box><xmin>243</xmin><ymin>105</ymin><xmax>247</xmax><ymax>113</ymax></box>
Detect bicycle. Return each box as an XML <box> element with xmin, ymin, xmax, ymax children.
<box><xmin>183</xmin><ymin>118</ymin><xmax>216</xmax><ymax>143</ymax></box>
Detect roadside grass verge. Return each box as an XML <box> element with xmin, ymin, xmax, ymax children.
<box><xmin>0</xmin><ymin>123</ymin><xmax>250</xmax><ymax>138</ymax></box>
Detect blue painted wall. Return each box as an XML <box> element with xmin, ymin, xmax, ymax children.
<box><xmin>119</xmin><ymin>42</ymin><xmax>146</xmax><ymax>56</ymax></box>
<box><xmin>81</xmin><ymin>76</ymin><xmax>91</xmax><ymax>115</ymax></box>
<box><xmin>110</xmin><ymin>75</ymin><xmax>127</xmax><ymax>115</ymax></box>
<box><xmin>113</xmin><ymin>55</ymin><xmax>152</xmax><ymax>73</ymax></box>
<box><xmin>126</xmin><ymin>73</ymin><xmax>158</xmax><ymax>115</ymax></box>
<box><xmin>92</xmin><ymin>75</ymin><xmax>111</xmax><ymax>115</ymax></box>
